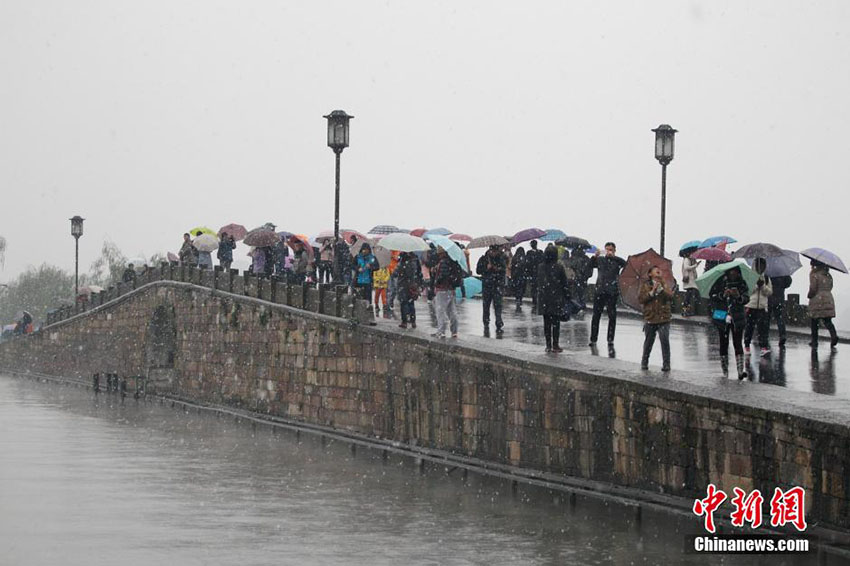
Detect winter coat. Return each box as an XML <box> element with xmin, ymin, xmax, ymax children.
<box><xmin>217</xmin><ymin>238</ymin><xmax>235</xmax><ymax>263</ymax></box>
<box><xmin>745</xmin><ymin>274</ymin><xmax>772</xmax><ymax>310</ymax></box>
<box><xmin>568</xmin><ymin>254</ymin><xmax>592</xmax><ymax>283</ymax></box>
<box><xmin>292</xmin><ymin>250</ymin><xmax>309</xmax><ymax>275</ymax></box>
<box><xmin>179</xmin><ymin>240</ymin><xmax>197</xmax><ymax>265</ymax></box>
<box><xmin>197</xmin><ymin>251</ymin><xmax>213</xmax><ymax>269</ymax></box>
<box><xmin>250</xmin><ymin>248</ymin><xmax>266</xmax><ymax>274</ymax></box>
<box><xmin>639</xmin><ymin>279</ymin><xmax>673</xmax><ymax>325</ymax></box>
<box><xmin>396</xmin><ymin>255</ymin><xmax>424</xmax><ymax>299</ymax></box>
<box><xmin>510</xmin><ymin>253</ymin><xmax>526</xmax><ymax>281</ymax></box>
<box><xmin>122</xmin><ymin>267</ymin><xmax>137</xmax><ymax>284</ymax></box>
<box><xmin>373</xmin><ymin>268</ymin><xmax>390</xmax><ymax>290</ymax></box>
<box><xmin>808</xmin><ymin>267</ymin><xmax>835</xmax><ymax>319</ymax></box>
<box><xmin>355</xmin><ymin>253</ymin><xmax>378</xmax><ymax>285</ymax></box>
<box><xmin>681</xmin><ymin>258</ymin><xmax>700</xmax><ymax>290</ymax></box>
<box><xmin>476</xmin><ymin>252</ymin><xmax>507</xmax><ymax>289</ymax></box>
<box><xmin>536</xmin><ymin>259</ymin><xmax>569</xmax><ymax>316</ymax></box>
<box><xmin>525</xmin><ymin>249</ymin><xmax>544</xmax><ymax>280</ymax></box>
<box><xmin>709</xmin><ymin>275</ymin><xmax>749</xmax><ymax>329</ymax></box>
<box><xmin>768</xmin><ymin>275</ymin><xmax>792</xmax><ymax>306</ymax></box>
<box><xmin>590</xmin><ymin>255</ymin><xmax>627</xmax><ymax>296</ymax></box>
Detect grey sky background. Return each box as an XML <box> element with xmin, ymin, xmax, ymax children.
<box><xmin>2</xmin><ymin>1</ymin><xmax>849</xmax><ymax>325</ymax></box>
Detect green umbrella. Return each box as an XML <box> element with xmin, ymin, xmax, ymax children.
<box><xmin>189</xmin><ymin>226</ymin><xmax>217</xmax><ymax>237</ymax></box>
<box><xmin>695</xmin><ymin>260</ymin><xmax>759</xmax><ymax>299</ymax></box>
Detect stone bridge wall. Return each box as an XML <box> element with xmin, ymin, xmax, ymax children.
<box><xmin>2</xmin><ymin>280</ymin><xmax>849</xmax><ymax>531</ymax></box>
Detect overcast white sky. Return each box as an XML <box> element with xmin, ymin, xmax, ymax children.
<box><xmin>2</xmin><ymin>1</ymin><xmax>849</xmax><ymax>324</ymax></box>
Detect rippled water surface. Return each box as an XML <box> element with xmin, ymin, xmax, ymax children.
<box><xmin>0</xmin><ymin>376</ymin><xmax>823</xmax><ymax>565</ymax></box>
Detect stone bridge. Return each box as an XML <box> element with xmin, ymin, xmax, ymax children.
<box><xmin>2</xmin><ymin>265</ymin><xmax>850</xmax><ymax>539</ymax></box>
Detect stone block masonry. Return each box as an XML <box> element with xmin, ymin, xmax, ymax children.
<box><xmin>5</xmin><ymin>279</ymin><xmax>850</xmax><ymax>532</ymax></box>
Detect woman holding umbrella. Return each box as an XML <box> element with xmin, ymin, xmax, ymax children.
<box><xmin>536</xmin><ymin>244</ymin><xmax>569</xmax><ymax>352</ymax></box>
<box><xmin>396</xmin><ymin>252</ymin><xmax>423</xmax><ymax>329</ymax></box>
<box><xmin>808</xmin><ymin>260</ymin><xmax>839</xmax><ymax>350</ymax></box>
<box><xmin>707</xmin><ymin>266</ymin><xmax>750</xmax><ymax>379</ymax></box>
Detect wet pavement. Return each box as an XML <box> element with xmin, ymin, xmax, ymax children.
<box><xmin>0</xmin><ymin>376</ymin><xmax>825</xmax><ymax>566</ymax></box>
<box><xmin>376</xmin><ymin>297</ymin><xmax>848</xmax><ymax>401</ymax></box>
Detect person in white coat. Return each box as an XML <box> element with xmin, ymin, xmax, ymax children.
<box><xmin>681</xmin><ymin>256</ymin><xmax>701</xmax><ymax>316</ymax></box>
<box><xmin>744</xmin><ymin>257</ymin><xmax>773</xmax><ymax>356</ymax></box>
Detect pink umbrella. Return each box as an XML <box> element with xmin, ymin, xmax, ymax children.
<box><xmin>691</xmin><ymin>247</ymin><xmax>732</xmax><ymax>262</ymax></box>
<box><xmin>218</xmin><ymin>223</ymin><xmax>248</xmax><ymax>241</ymax></box>
<box><xmin>408</xmin><ymin>227</ymin><xmax>428</xmax><ymax>237</ymax></box>
<box><xmin>287</xmin><ymin>235</ymin><xmax>315</xmax><ymax>260</ymax></box>
<box><xmin>449</xmin><ymin>233</ymin><xmax>473</xmax><ymax>242</ymax></box>
<box><xmin>167</xmin><ymin>252</ymin><xmax>180</xmax><ymax>263</ymax></box>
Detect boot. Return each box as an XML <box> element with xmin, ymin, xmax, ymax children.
<box><xmin>736</xmin><ymin>354</ymin><xmax>747</xmax><ymax>380</ymax></box>
<box><xmin>720</xmin><ymin>355</ymin><xmax>729</xmax><ymax>377</ymax></box>
<box><xmin>552</xmin><ymin>327</ymin><xmax>562</xmax><ymax>352</ymax></box>
<box><xmin>545</xmin><ymin>337</ymin><xmax>552</xmax><ymax>353</ymax></box>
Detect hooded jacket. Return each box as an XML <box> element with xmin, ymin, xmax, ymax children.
<box><xmin>745</xmin><ymin>273</ymin><xmax>772</xmax><ymax>310</ymax></box>
<box><xmin>639</xmin><ymin>278</ymin><xmax>673</xmax><ymax>324</ymax></box>
<box><xmin>536</xmin><ymin>247</ymin><xmax>569</xmax><ymax>316</ymax></box>
<box><xmin>808</xmin><ymin>267</ymin><xmax>835</xmax><ymax>319</ymax></box>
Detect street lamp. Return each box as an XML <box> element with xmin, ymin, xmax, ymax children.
<box><xmin>70</xmin><ymin>215</ymin><xmax>84</xmax><ymax>297</ymax></box>
<box><xmin>324</xmin><ymin>110</ymin><xmax>353</xmax><ymax>241</ymax></box>
<box><xmin>652</xmin><ymin>124</ymin><xmax>677</xmax><ymax>258</ymax></box>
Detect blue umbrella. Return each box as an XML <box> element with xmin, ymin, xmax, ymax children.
<box><xmin>801</xmin><ymin>247</ymin><xmax>848</xmax><ymax>274</ymax></box>
<box><xmin>540</xmin><ymin>229</ymin><xmax>567</xmax><ymax>241</ymax></box>
<box><xmin>680</xmin><ymin>240</ymin><xmax>702</xmax><ymax>251</ymax></box>
<box><xmin>426</xmin><ymin>234</ymin><xmax>469</xmax><ymax>273</ymax></box>
<box><xmin>456</xmin><ymin>276</ymin><xmax>482</xmax><ymax>299</ymax></box>
<box><xmin>424</xmin><ymin>227</ymin><xmax>452</xmax><ymax>237</ymax></box>
<box><xmin>699</xmin><ymin>235</ymin><xmax>737</xmax><ymax>248</ymax></box>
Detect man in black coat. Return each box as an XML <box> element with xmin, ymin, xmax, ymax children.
<box><xmin>769</xmin><ymin>274</ymin><xmax>792</xmax><ymax>349</ymax></box>
<box><xmin>525</xmin><ymin>240</ymin><xmax>544</xmax><ymax>311</ymax></box>
<box><xmin>476</xmin><ymin>245</ymin><xmax>507</xmax><ymax>336</ymax></box>
<box><xmin>589</xmin><ymin>242</ymin><xmax>627</xmax><ymax>346</ymax></box>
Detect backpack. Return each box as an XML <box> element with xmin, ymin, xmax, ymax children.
<box><xmin>447</xmin><ymin>260</ymin><xmax>465</xmax><ymax>288</ymax></box>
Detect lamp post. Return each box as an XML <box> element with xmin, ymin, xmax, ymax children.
<box><xmin>324</xmin><ymin>110</ymin><xmax>353</xmax><ymax>283</ymax></box>
<box><xmin>70</xmin><ymin>216</ymin><xmax>84</xmax><ymax>297</ymax></box>
<box><xmin>652</xmin><ymin>124</ymin><xmax>677</xmax><ymax>258</ymax></box>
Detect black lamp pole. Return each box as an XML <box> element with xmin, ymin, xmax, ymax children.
<box><xmin>652</xmin><ymin>125</ymin><xmax>677</xmax><ymax>258</ymax></box>
<box><xmin>324</xmin><ymin>110</ymin><xmax>353</xmax><ymax>283</ymax></box>
<box><xmin>70</xmin><ymin>216</ymin><xmax>84</xmax><ymax>297</ymax></box>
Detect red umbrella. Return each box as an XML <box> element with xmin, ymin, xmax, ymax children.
<box><xmin>691</xmin><ymin>247</ymin><xmax>732</xmax><ymax>262</ymax></box>
<box><xmin>408</xmin><ymin>227</ymin><xmax>428</xmax><ymax>237</ymax></box>
<box><xmin>218</xmin><ymin>223</ymin><xmax>248</xmax><ymax>241</ymax></box>
<box><xmin>287</xmin><ymin>235</ymin><xmax>314</xmax><ymax>260</ymax></box>
<box><xmin>618</xmin><ymin>249</ymin><xmax>676</xmax><ymax>312</ymax></box>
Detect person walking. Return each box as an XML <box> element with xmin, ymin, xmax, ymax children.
<box><xmin>588</xmin><ymin>242</ymin><xmax>627</xmax><ymax>347</ymax></box>
<box><xmin>510</xmin><ymin>246</ymin><xmax>527</xmax><ymax>311</ymax></box>
<box><xmin>537</xmin><ymin>245</ymin><xmax>569</xmax><ymax>352</ymax></box>
<box><xmin>768</xmin><ymin>273</ymin><xmax>792</xmax><ymax>349</ymax></box>
<box><xmin>291</xmin><ymin>242</ymin><xmax>309</xmax><ymax>284</ymax></box>
<box><xmin>396</xmin><ymin>252</ymin><xmax>423</xmax><ymax>329</ymax></box>
<box><xmin>681</xmin><ymin>256</ymin><xmax>701</xmax><ymax>316</ymax></box>
<box><xmin>386</xmin><ymin>250</ymin><xmax>401</xmax><ymax>317</ymax></box>
<box><xmin>217</xmin><ymin>233</ymin><xmax>236</xmax><ymax>271</ymax></box>
<box><xmin>744</xmin><ymin>258</ymin><xmax>773</xmax><ymax>357</ymax></box>
<box><xmin>808</xmin><ymin>260</ymin><xmax>839</xmax><ymax>351</ymax></box>
<box><xmin>194</xmin><ymin>231</ymin><xmax>213</xmax><ymax>269</ymax></box>
<box><xmin>318</xmin><ymin>240</ymin><xmax>333</xmax><ymax>284</ymax></box>
<box><xmin>567</xmin><ymin>248</ymin><xmax>592</xmax><ymax>307</ymax></box>
<box><xmin>639</xmin><ymin>266</ymin><xmax>673</xmax><ymax>371</ymax></box>
<box><xmin>122</xmin><ymin>264</ymin><xmax>137</xmax><ymax>286</ymax></box>
<box><xmin>179</xmin><ymin>233</ymin><xmax>197</xmax><ymax>267</ymax></box>
<box><xmin>525</xmin><ymin>240</ymin><xmax>544</xmax><ymax>312</ymax></box>
<box><xmin>432</xmin><ymin>246</ymin><xmax>462</xmax><ymax>339</ymax></box>
<box><xmin>373</xmin><ymin>265</ymin><xmax>390</xmax><ymax>317</ymax></box>
<box><xmin>476</xmin><ymin>244</ymin><xmax>507</xmax><ymax>336</ymax></box>
<box><xmin>709</xmin><ymin>266</ymin><xmax>750</xmax><ymax>378</ymax></box>
<box><xmin>333</xmin><ymin>238</ymin><xmax>351</xmax><ymax>285</ymax></box>
<box><xmin>354</xmin><ymin>243</ymin><xmax>379</xmax><ymax>303</ymax></box>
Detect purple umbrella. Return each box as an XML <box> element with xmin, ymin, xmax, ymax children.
<box><xmin>511</xmin><ymin>227</ymin><xmax>547</xmax><ymax>245</ymax></box>
<box><xmin>801</xmin><ymin>248</ymin><xmax>848</xmax><ymax>274</ymax></box>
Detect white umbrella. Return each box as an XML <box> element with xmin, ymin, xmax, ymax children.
<box><xmin>377</xmin><ymin>233</ymin><xmax>430</xmax><ymax>252</ymax></box>
<box><xmin>192</xmin><ymin>233</ymin><xmax>219</xmax><ymax>253</ymax></box>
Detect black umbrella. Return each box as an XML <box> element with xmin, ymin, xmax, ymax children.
<box><xmin>731</xmin><ymin>242</ymin><xmax>785</xmax><ymax>260</ymax></box>
<box><xmin>555</xmin><ymin>236</ymin><xmax>592</xmax><ymax>249</ymax></box>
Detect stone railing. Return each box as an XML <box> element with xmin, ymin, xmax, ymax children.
<box><xmin>45</xmin><ymin>263</ymin><xmax>375</xmax><ymax>327</ymax></box>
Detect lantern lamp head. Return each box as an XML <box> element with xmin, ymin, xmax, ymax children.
<box><xmin>652</xmin><ymin>124</ymin><xmax>677</xmax><ymax>165</ymax></box>
<box><xmin>70</xmin><ymin>215</ymin><xmax>85</xmax><ymax>239</ymax></box>
<box><xmin>324</xmin><ymin>110</ymin><xmax>353</xmax><ymax>153</ymax></box>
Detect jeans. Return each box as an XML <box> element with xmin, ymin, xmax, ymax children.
<box><xmin>768</xmin><ymin>302</ymin><xmax>787</xmax><ymax>344</ymax></box>
<box><xmin>543</xmin><ymin>314</ymin><xmax>560</xmax><ymax>348</ymax></box>
<box><xmin>642</xmin><ymin>323</ymin><xmax>670</xmax><ymax>368</ymax></box>
<box><xmin>717</xmin><ymin>323</ymin><xmax>745</xmax><ymax>357</ymax></box>
<box><xmin>435</xmin><ymin>289</ymin><xmax>458</xmax><ymax>335</ymax></box>
<box><xmin>387</xmin><ymin>278</ymin><xmax>398</xmax><ymax>312</ymax></box>
<box><xmin>811</xmin><ymin>317</ymin><xmax>838</xmax><ymax>345</ymax></box>
<box><xmin>398</xmin><ymin>288</ymin><xmax>416</xmax><ymax>323</ymax></box>
<box><xmin>355</xmin><ymin>283</ymin><xmax>372</xmax><ymax>304</ymax></box>
<box><xmin>482</xmin><ymin>285</ymin><xmax>503</xmax><ymax>328</ymax></box>
<box><xmin>590</xmin><ymin>292</ymin><xmax>618</xmax><ymax>344</ymax></box>
<box><xmin>744</xmin><ymin>308</ymin><xmax>769</xmax><ymax>348</ymax></box>
<box><xmin>683</xmin><ymin>288</ymin><xmax>700</xmax><ymax>315</ymax></box>
<box><xmin>318</xmin><ymin>261</ymin><xmax>332</xmax><ymax>284</ymax></box>
<box><xmin>219</xmin><ymin>261</ymin><xmax>232</xmax><ymax>271</ymax></box>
